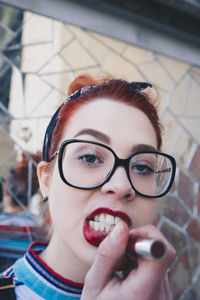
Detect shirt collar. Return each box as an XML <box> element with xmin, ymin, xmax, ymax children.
<box><xmin>14</xmin><ymin>241</ymin><xmax>83</xmax><ymax>300</ymax></box>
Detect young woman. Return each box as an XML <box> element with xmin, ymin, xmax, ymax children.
<box><xmin>2</xmin><ymin>75</ymin><xmax>176</xmax><ymax>299</ymax></box>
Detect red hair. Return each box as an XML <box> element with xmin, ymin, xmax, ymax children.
<box><xmin>48</xmin><ymin>75</ymin><xmax>162</xmax><ymax>160</ymax></box>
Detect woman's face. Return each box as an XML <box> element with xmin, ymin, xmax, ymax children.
<box><xmin>39</xmin><ymin>98</ymin><xmax>159</xmax><ymax>279</ymax></box>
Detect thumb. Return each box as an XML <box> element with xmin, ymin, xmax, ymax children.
<box><xmin>85</xmin><ymin>222</ymin><xmax>129</xmax><ymax>290</ymax></box>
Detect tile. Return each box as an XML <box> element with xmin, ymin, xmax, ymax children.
<box><xmin>188</xmin><ymin>235</ymin><xmax>200</xmax><ymax>277</ymax></box>
<box><xmin>198</xmin><ymin>187</ymin><xmax>200</xmax><ymax>216</ymax></box>
<box><xmin>28</xmin><ymin>88</ymin><xmax>65</xmax><ymax>118</ymax></box>
<box><xmin>157</xmin><ymin>55</ymin><xmax>189</xmax><ymax>82</ymax></box>
<box><xmin>53</xmin><ymin>21</ymin><xmax>74</xmax><ymax>53</ymax></box>
<box><xmin>158</xmin><ymin>196</ymin><xmax>190</xmax><ymax>227</ymax></box>
<box><xmin>178</xmin><ymin>170</ymin><xmax>195</xmax><ymax>211</ymax></box>
<box><xmin>168</xmin><ymin>252</ymin><xmax>191</xmax><ymax>299</ymax></box>
<box><xmin>91</xmin><ymin>32</ymin><xmax>126</xmax><ymax>55</ymax></box>
<box><xmin>157</xmin><ymin>90</ymin><xmax>169</xmax><ymax>115</ymax></box>
<box><xmin>161</xmin><ymin>221</ymin><xmax>186</xmax><ymax>255</ymax></box>
<box><xmin>171</xmin><ymin>131</ymin><xmax>194</xmax><ymax>167</ymax></box>
<box><xmin>160</xmin><ymin>111</ymin><xmax>180</xmax><ymax>153</ymax></box>
<box><xmin>178</xmin><ymin>117</ymin><xmax>200</xmax><ymax>144</ymax></box>
<box><xmin>191</xmin><ymin>66</ymin><xmax>200</xmax><ymax>81</ymax></box>
<box><xmin>169</xmin><ymin>74</ymin><xmax>189</xmax><ymax>115</ymax></box>
<box><xmin>24</xmin><ymin>74</ymin><xmax>52</xmax><ymax>116</ymax></box>
<box><xmin>65</xmin><ymin>27</ymin><xmax>109</xmax><ymax>64</ymax></box>
<box><xmin>187</xmin><ymin>219</ymin><xmax>200</xmax><ymax>243</ymax></box>
<box><xmin>73</xmin><ymin>67</ymin><xmax>106</xmax><ymax>80</ymax></box>
<box><xmin>22</xmin><ymin>12</ymin><xmax>53</xmax><ymax>44</ymax></box>
<box><xmin>60</xmin><ymin>39</ymin><xmax>97</xmax><ymax>69</ymax></box>
<box><xmin>9</xmin><ymin>118</ymin><xmax>36</xmax><ymax>151</ymax></box>
<box><xmin>41</xmin><ymin>73</ymin><xmax>72</xmax><ymax>95</ymax></box>
<box><xmin>182</xmin><ymin>276</ymin><xmax>200</xmax><ymax>300</ymax></box>
<box><xmin>9</xmin><ymin>65</ymin><xmax>24</xmax><ymax>118</ymax></box>
<box><xmin>39</xmin><ymin>54</ymin><xmax>70</xmax><ymax>75</ymax></box>
<box><xmin>139</xmin><ymin>60</ymin><xmax>175</xmax><ymax>91</ymax></box>
<box><xmin>102</xmin><ymin>49</ymin><xmax>145</xmax><ymax>81</ymax></box>
<box><xmin>184</xmin><ymin>79</ymin><xmax>200</xmax><ymax>116</ymax></box>
<box><xmin>123</xmin><ymin>45</ymin><xmax>154</xmax><ymax>64</ymax></box>
<box><xmin>189</xmin><ymin>147</ymin><xmax>200</xmax><ymax>181</ymax></box>
<box><xmin>21</xmin><ymin>43</ymin><xmax>54</xmax><ymax>73</ymax></box>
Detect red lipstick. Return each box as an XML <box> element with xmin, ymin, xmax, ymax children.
<box><xmin>83</xmin><ymin>207</ymin><xmax>131</xmax><ymax>247</ymax></box>
<box><xmin>127</xmin><ymin>237</ymin><xmax>166</xmax><ymax>260</ymax></box>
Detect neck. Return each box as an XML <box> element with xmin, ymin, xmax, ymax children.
<box><xmin>39</xmin><ymin>235</ymin><xmax>89</xmax><ymax>284</ymax></box>
<box><xmin>3</xmin><ymin>205</ymin><xmax>23</xmax><ymax>214</ymax></box>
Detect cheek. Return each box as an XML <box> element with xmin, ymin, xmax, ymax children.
<box><xmin>47</xmin><ymin>171</ymin><xmax>73</xmax><ymax>226</ymax></box>
<box><xmin>49</xmin><ymin>185</ymin><xmax>77</xmax><ymax>220</ymax></box>
<box><xmin>133</xmin><ymin>199</ymin><xmax>158</xmax><ymax>227</ymax></box>
<box><xmin>47</xmin><ymin>170</ymin><xmax>91</xmax><ymax>232</ymax></box>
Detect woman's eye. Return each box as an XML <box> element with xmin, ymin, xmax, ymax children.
<box><xmin>78</xmin><ymin>154</ymin><xmax>100</xmax><ymax>165</ymax></box>
<box><xmin>132</xmin><ymin>164</ymin><xmax>154</xmax><ymax>174</ymax></box>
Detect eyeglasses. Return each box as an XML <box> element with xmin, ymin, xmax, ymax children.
<box><xmin>51</xmin><ymin>139</ymin><xmax>176</xmax><ymax>198</ymax></box>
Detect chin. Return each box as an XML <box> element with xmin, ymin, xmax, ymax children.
<box><xmin>80</xmin><ymin>240</ymin><xmax>98</xmax><ymax>269</ymax></box>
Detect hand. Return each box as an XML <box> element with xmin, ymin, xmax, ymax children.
<box><xmin>81</xmin><ymin>223</ymin><xmax>176</xmax><ymax>300</ymax></box>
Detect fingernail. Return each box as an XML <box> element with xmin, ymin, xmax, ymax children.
<box><xmin>111</xmin><ymin>222</ymin><xmax>124</xmax><ymax>243</ymax></box>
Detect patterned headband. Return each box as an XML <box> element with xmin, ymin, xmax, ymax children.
<box><xmin>42</xmin><ymin>80</ymin><xmax>152</xmax><ymax>161</ymax></box>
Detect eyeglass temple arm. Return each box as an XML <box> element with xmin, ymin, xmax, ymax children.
<box><xmin>155</xmin><ymin>168</ymin><xmax>172</xmax><ymax>174</ymax></box>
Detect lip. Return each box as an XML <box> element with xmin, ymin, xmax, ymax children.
<box><xmin>83</xmin><ymin>207</ymin><xmax>132</xmax><ymax>247</ymax></box>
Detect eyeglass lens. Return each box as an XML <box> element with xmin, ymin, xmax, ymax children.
<box><xmin>61</xmin><ymin>141</ymin><xmax>173</xmax><ymax>196</ymax></box>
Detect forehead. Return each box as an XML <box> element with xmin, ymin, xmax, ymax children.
<box><xmin>62</xmin><ymin>98</ymin><xmax>157</xmax><ymax>149</ymax></box>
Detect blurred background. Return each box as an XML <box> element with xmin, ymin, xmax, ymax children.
<box><xmin>0</xmin><ymin>1</ymin><xmax>199</xmax><ymax>299</ymax></box>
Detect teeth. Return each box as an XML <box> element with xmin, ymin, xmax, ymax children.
<box><xmin>115</xmin><ymin>217</ymin><xmax>121</xmax><ymax>224</ymax></box>
<box><xmin>100</xmin><ymin>222</ymin><xmax>105</xmax><ymax>232</ymax></box>
<box><xmin>106</xmin><ymin>215</ymin><xmax>115</xmax><ymax>225</ymax></box>
<box><xmin>89</xmin><ymin>213</ymin><xmax>123</xmax><ymax>233</ymax></box>
<box><xmin>89</xmin><ymin>220</ymin><xmax>94</xmax><ymax>229</ymax></box>
<box><xmin>105</xmin><ymin>224</ymin><xmax>111</xmax><ymax>232</ymax></box>
<box><xmin>94</xmin><ymin>221</ymin><xmax>99</xmax><ymax>231</ymax></box>
<box><xmin>110</xmin><ymin>224</ymin><xmax>115</xmax><ymax>232</ymax></box>
<box><xmin>94</xmin><ymin>215</ymin><xmax>99</xmax><ymax>221</ymax></box>
<box><xmin>99</xmin><ymin>213</ymin><xmax>105</xmax><ymax>223</ymax></box>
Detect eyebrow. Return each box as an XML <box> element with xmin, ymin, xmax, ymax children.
<box><xmin>132</xmin><ymin>144</ymin><xmax>157</xmax><ymax>152</ymax></box>
<box><xmin>74</xmin><ymin>129</ymin><xmax>110</xmax><ymax>144</ymax></box>
<box><xmin>74</xmin><ymin>129</ymin><xmax>156</xmax><ymax>152</ymax></box>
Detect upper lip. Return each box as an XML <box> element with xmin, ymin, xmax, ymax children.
<box><xmin>86</xmin><ymin>207</ymin><xmax>132</xmax><ymax>227</ymax></box>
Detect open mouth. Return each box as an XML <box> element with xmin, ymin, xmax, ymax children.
<box><xmin>83</xmin><ymin>208</ymin><xmax>131</xmax><ymax>247</ymax></box>
<box><xmin>89</xmin><ymin>213</ymin><xmax>121</xmax><ymax>233</ymax></box>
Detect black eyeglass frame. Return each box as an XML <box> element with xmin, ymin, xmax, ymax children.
<box><xmin>52</xmin><ymin>139</ymin><xmax>176</xmax><ymax>198</ymax></box>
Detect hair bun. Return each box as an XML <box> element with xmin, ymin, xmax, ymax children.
<box><xmin>67</xmin><ymin>74</ymin><xmax>97</xmax><ymax>95</ymax></box>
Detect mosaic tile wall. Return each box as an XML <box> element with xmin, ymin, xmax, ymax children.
<box><xmin>0</xmin><ymin>3</ymin><xmax>199</xmax><ymax>299</ymax></box>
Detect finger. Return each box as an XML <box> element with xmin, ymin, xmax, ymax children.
<box><xmin>84</xmin><ymin>222</ymin><xmax>129</xmax><ymax>291</ymax></box>
<box><xmin>124</xmin><ymin>225</ymin><xmax>176</xmax><ymax>290</ymax></box>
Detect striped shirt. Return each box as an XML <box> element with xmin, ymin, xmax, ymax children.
<box><xmin>2</xmin><ymin>242</ymin><xmax>83</xmax><ymax>300</ymax></box>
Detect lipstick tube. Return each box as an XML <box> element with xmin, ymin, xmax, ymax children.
<box><xmin>127</xmin><ymin>238</ymin><xmax>166</xmax><ymax>260</ymax></box>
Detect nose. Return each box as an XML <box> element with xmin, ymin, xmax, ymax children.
<box><xmin>101</xmin><ymin>166</ymin><xmax>136</xmax><ymax>201</ymax></box>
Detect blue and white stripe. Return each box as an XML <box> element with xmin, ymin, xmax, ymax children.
<box><xmin>3</xmin><ymin>242</ymin><xmax>83</xmax><ymax>300</ymax></box>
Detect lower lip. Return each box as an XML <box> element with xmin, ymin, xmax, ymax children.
<box><xmin>83</xmin><ymin>220</ymin><xmax>108</xmax><ymax>247</ymax></box>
